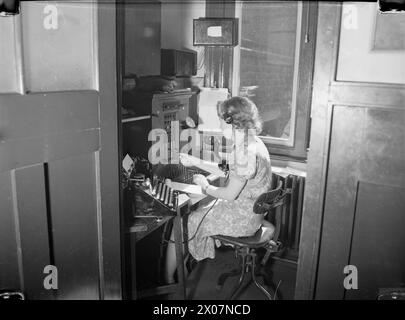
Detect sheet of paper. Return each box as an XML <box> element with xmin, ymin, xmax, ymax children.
<box><xmin>207</xmin><ymin>26</ymin><xmax>222</xmax><ymax>37</ymax></box>
<box><xmin>171</xmin><ymin>182</ymin><xmax>204</xmax><ymax>195</ymax></box>
<box><xmin>189</xmin><ymin>194</ymin><xmax>207</xmax><ymax>205</ymax></box>
<box><xmin>179</xmin><ymin>153</ymin><xmax>226</xmax><ymax>178</ymax></box>
<box><xmin>197</xmin><ymin>87</ymin><xmax>229</xmax><ymax>132</ymax></box>
<box><xmin>122</xmin><ymin>154</ymin><xmax>134</xmax><ymax>173</ymax></box>
<box><xmin>179</xmin><ymin>153</ymin><xmax>201</xmax><ymax>165</ymax></box>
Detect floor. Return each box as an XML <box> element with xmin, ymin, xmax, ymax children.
<box><xmin>182</xmin><ymin>247</ymin><xmax>297</xmax><ymax>300</ymax></box>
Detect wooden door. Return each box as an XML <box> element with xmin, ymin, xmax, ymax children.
<box><xmin>296</xmin><ymin>3</ymin><xmax>405</xmax><ymax>299</ymax></box>
<box><xmin>0</xmin><ymin>1</ymin><xmax>121</xmax><ymax>299</ymax></box>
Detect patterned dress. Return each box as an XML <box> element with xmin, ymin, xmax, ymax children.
<box><xmin>187</xmin><ymin>136</ymin><xmax>272</xmax><ymax>261</ymax></box>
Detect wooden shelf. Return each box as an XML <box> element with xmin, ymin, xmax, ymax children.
<box><xmin>122</xmin><ymin>115</ymin><xmax>151</xmax><ymax>123</ymax></box>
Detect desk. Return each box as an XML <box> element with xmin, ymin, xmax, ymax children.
<box><xmin>126</xmin><ymin>183</ymin><xmax>192</xmax><ymax>300</ymax></box>
<box><xmin>125</xmin><ymin>174</ymin><xmax>220</xmax><ymax>300</ymax></box>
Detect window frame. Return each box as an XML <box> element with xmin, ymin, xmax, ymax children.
<box><xmin>231</xmin><ymin>1</ymin><xmax>317</xmax><ymax>160</ymax></box>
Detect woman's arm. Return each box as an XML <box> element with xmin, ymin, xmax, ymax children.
<box><xmin>195</xmin><ymin>159</ymin><xmax>226</xmax><ymax>177</ymax></box>
<box><xmin>180</xmin><ymin>153</ymin><xmax>226</xmax><ymax>177</ymax></box>
<box><xmin>206</xmin><ymin>175</ymin><xmax>246</xmax><ymax>201</ymax></box>
<box><xmin>194</xmin><ymin>174</ymin><xmax>247</xmax><ymax>201</ymax></box>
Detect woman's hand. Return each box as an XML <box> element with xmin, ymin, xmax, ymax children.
<box><xmin>179</xmin><ymin>153</ymin><xmax>198</xmax><ymax>167</ymax></box>
<box><xmin>192</xmin><ymin>174</ymin><xmax>209</xmax><ymax>190</ymax></box>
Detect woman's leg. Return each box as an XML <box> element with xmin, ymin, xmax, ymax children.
<box><xmin>165</xmin><ymin>228</ymin><xmax>177</xmax><ymax>284</ymax></box>
<box><xmin>165</xmin><ymin>220</ymin><xmax>190</xmax><ymax>284</ymax></box>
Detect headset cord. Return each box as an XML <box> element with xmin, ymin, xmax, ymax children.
<box><xmin>163</xmin><ymin>199</ymin><xmax>217</xmax><ymax>245</ymax></box>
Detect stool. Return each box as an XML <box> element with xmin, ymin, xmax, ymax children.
<box><xmin>212</xmin><ymin>181</ymin><xmax>289</xmax><ymax>300</ymax></box>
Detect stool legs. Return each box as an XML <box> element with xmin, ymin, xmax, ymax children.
<box><xmin>229</xmin><ymin>254</ymin><xmax>248</xmax><ymax>300</ymax></box>
<box><xmin>216</xmin><ymin>248</ymin><xmax>278</xmax><ymax>300</ymax></box>
<box><xmin>261</xmin><ymin>268</ymin><xmax>282</xmax><ymax>300</ymax></box>
<box><xmin>251</xmin><ymin>252</ymin><xmax>273</xmax><ymax>300</ymax></box>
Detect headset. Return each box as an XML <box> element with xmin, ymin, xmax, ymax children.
<box><xmin>218</xmin><ymin>159</ymin><xmax>230</xmax><ymax>175</ymax></box>
<box><xmin>224</xmin><ymin>112</ymin><xmax>233</xmax><ymax>124</ymax></box>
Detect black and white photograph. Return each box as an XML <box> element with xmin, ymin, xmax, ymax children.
<box><xmin>0</xmin><ymin>0</ymin><xmax>404</xmax><ymax>306</ymax></box>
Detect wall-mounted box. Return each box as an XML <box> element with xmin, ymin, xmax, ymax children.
<box><xmin>193</xmin><ymin>18</ymin><xmax>238</xmax><ymax>46</ymax></box>
<box><xmin>161</xmin><ymin>49</ymin><xmax>197</xmax><ymax>77</ymax></box>
<box><xmin>0</xmin><ymin>0</ymin><xmax>20</xmax><ymax>16</ymax></box>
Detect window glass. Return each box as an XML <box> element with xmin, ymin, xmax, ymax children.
<box><xmin>238</xmin><ymin>1</ymin><xmax>301</xmax><ymax>144</ymax></box>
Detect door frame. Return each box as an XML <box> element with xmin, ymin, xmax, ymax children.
<box><xmin>93</xmin><ymin>0</ymin><xmax>122</xmax><ymax>299</ymax></box>
<box><xmin>115</xmin><ymin>0</ymin><xmax>128</xmax><ymax>299</ymax></box>
<box><xmin>294</xmin><ymin>2</ymin><xmax>341</xmax><ymax>300</ymax></box>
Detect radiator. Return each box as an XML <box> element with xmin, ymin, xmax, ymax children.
<box><xmin>270</xmin><ymin>171</ymin><xmax>305</xmax><ymax>262</ymax></box>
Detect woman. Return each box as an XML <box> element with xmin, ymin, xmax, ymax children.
<box><xmin>165</xmin><ymin>96</ymin><xmax>273</xmax><ymax>284</ymax></box>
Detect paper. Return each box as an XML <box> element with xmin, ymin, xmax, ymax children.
<box><xmin>179</xmin><ymin>153</ymin><xmax>226</xmax><ymax>178</ymax></box>
<box><xmin>171</xmin><ymin>182</ymin><xmax>204</xmax><ymax>195</ymax></box>
<box><xmin>207</xmin><ymin>26</ymin><xmax>222</xmax><ymax>37</ymax></box>
<box><xmin>179</xmin><ymin>153</ymin><xmax>200</xmax><ymax>166</ymax></box>
<box><xmin>122</xmin><ymin>154</ymin><xmax>134</xmax><ymax>173</ymax></box>
<box><xmin>197</xmin><ymin>87</ymin><xmax>229</xmax><ymax>132</ymax></box>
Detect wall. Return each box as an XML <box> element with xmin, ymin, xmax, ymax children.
<box><xmin>124</xmin><ymin>1</ymin><xmax>161</xmax><ymax>76</ymax></box>
<box><xmin>161</xmin><ymin>0</ymin><xmax>206</xmax><ymax>78</ymax></box>
<box><xmin>124</xmin><ymin>0</ymin><xmax>205</xmax><ymax>79</ymax></box>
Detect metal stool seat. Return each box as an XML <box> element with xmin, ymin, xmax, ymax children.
<box><xmin>213</xmin><ymin>223</ymin><xmax>275</xmax><ymax>249</ymax></box>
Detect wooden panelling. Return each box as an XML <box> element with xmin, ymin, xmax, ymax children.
<box><xmin>336</xmin><ymin>3</ymin><xmax>405</xmax><ymax>85</ymax></box>
<box><xmin>330</xmin><ymin>83</ymin><xmax>405</xmax><ymax>109</ymax></box>
<box><xmin>21</xmin><ymin>1</ymin><xmax>98</xmax><ymax>92</ymax></box>
<box><xmin>0</xmin><ymin>17</ymin><xmax>23</xmax><ymax>93</ymax></box>
<box><xmin>0</xmin><ymin>91</ymin><xmax>101</xmax><ymax>172</ymax></box>
<box><xmin>0</xmin><ymin>1</ymin><xmax>121</xmax><ymax>300</ymax></box>
<box><xmin>346</xmin><ymin>182</ymin><xmax>405</xmax><ymax>299</ymax></box>
<box><xmin>15</xmin><ymin>164</ymin><xmax>53</xmax><ymax>300</ymax></box>
<box><xmin>0</xmin><ymin>92</ymin><xmax>99</xmax><ymax>139</ymax></box>
<box><xmin>98</xmin><ymin>2</ymin><xmax>121</xmax><ymax>299</ymax></box>
<box><xmin>0</xmin><ymin>129</ymin><xmax>100</xmax><ymax>173</ymax></box>
<box><xmin>296</xmin><ymin>2</ymin><xmax>405</xmax><ymax>300</ymax></box>
<box><xmin>315</xmin><ymin>105</ymin><xmax>405</xmax><ymax>299</ymax></box>
<box><xmin>315</xmin><ymin>105</ymin><xmax>364</xmax><ymax>299</ymax></box>
<box><xmin>48</xmin><ymin>153</ymin><xmax>100</xmax><ymax>299</ymax></box>
<box><xmin>0</xmin><ymin>172</ymin><xmax>20</xmax><ymax>291</ymax></box>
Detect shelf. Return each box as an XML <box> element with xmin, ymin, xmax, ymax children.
<box><xmin>122</xmin><ymin>115</ymin><xmax>151</xmax><ymax>123</ymax></box>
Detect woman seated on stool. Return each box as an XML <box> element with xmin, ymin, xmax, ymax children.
<box><xmin>165</xmin><ymin>96</ymin><xmax>274</xmax><ymax>284</ymax></box>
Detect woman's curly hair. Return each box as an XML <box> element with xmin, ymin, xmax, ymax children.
<box><xmin>217</xmin><ymin>96</ymin><xmax>262</xmax><ymax>134</ymax></box>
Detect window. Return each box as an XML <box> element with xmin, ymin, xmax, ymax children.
<box><xmin>232</xmin><ymin>1</ymin><xmax>316</xmax><ymax>160</ymax></box>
